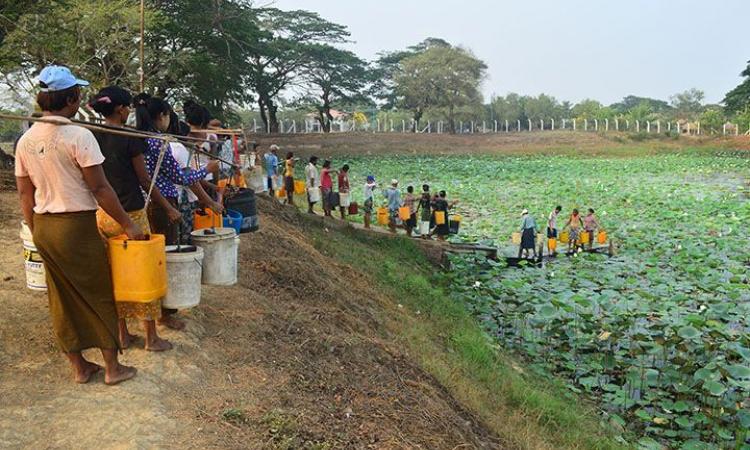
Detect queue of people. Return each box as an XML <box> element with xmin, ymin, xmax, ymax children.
<box><xmin>14</xmin><ymin>65</ymin><xmax>253</xmax><ymax>386</ymax></box>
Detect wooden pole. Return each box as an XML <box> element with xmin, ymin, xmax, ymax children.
<box><xmin>139</xmin><ymin>0</ymin><xmax>145</xmax><ymax>92</ymax></box>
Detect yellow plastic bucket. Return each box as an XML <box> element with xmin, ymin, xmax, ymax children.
<box><xmin>511</xmin><ymin>232</ymin><xmax>521</xmax><ymax>244</ymax></box>
<box><xmin>580</xmin><ymin>231</ymin><xmax>590</xmax><ymax>245</ymax></box>
<box><xmin>194</xmin><ymin>208</ymin><xmax>222</xmax><ymax>231</ymax></box>
<box><xmin>450</xmin><ymin>214</ymin><xmax>462</xmax><ymax>223</ymax></box>
<box><xmin>376</xmin><ymin>207</ymin><xmax>389</xmax><ymax>225</ymax></box>
<box><xmin>597</xmin><ymin>230</ymin><xmax>608</xmax><ymax>244</ymax></box>
<box><xmin>548</xmin><ymin>238</ymin><xmax>557</xmax><ymax>252</ymax></box>
<box><xmin>434</xmin><ymin>211</ymin><xmax>446</xmax><ymax>225</ymax></box>
<box><xmin>108</xmin><ymin>234</ymin><xmax>167</xmax><ymax>302</ymax></box>
<box><xmin>398</xmin><ymin>206</ymin><xmax>411</xmax><ymax>221</ymax></box>
<box><xmin>294</xmin><ymin>180</ymin><xmax>306</xmax><ymax>195</ymax></box>
<box><xmin>559</xmin><ymin>231</ymin><xmax>570</xmax><ymax>244</ymax></box>
<box><xmin>276</xmin><ymin>187</ymin><xmax>286</xmax><ymax>198</ymax></box>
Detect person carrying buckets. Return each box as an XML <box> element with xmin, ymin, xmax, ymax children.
<box><xmin>363</xmin><ymin>175</ymin><xmax>377</xmax><ymax>229</ymax></box>
<box><xmin>518</xmin><ymin>209</ymin><xmax>539</xmax><ymax>259</ymax></box>
<box><xmin>547</xmin><ymin>205</ymin><xmax>562</xmax><ymax>256</ymax></box>
<box><xmin>563</xmin><ymin>208</ymin><xmax>584</xmax><ymax>253</ymax></box>
<box><xmin>283</xmin><ymin>152</ymin><xmax>297</xmax><ymax>206</ymax></box>
<box><xmin>337</xmin><ymin>164</ymin><xmax>350</xmax><ymax>220</ymax></box>
<box><xmin>430</xmin><ymin>190</ymin><xmax>455</xmax><ymax>241</ymax></box>
<box><xmin>88</xmin><ymin>86</ymin><xmax>173</xmax><ymax>352</ymax></box>
<box><xmin>264</xmin><ymin>144</ymin><xmax>280</xmax><ymax>197</ymax></box>
<box><xmin>305</xmin><ymin>156</ymin><xmax>320</xmax><ymax>214</ymax></box>
<box><xmin>402</xmin><ymin>185</ymin><xmax>418</xmax><ymax>237</ymax></box>
<box><xmin>384</xmin><ymin>179</ymin><xmax>402</xmax><ymax>233</ymax></box>
<box><xmin>583</xmin><ymin>208</ymin><xmax>601</xmax><ymax>250</ymax></box>
<box><xmin>15</xmin><ymin>65</ymin><xmax>140</xmax><ymax>385</ymax></box>
<box><xmin>417</xmin><ymin>184</ymin><xmax>432</xmax><ymax>239</ymax></box>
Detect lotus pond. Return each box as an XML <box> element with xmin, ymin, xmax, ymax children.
<box><xmin>338</xmin><ymin>148</ymin><xmax>750</xmax><ymax>448</ymax></box>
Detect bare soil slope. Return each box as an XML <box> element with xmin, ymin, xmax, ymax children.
<box><xmin>0</xmin><ymin>181</ymin><xmax>503</xmax><ymax>449</ymax></box>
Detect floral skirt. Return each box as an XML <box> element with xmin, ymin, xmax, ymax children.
<box><xmin>96</xmin><ymin>208</ymin><xmax>162</xmax><ymax>321</ymax></box>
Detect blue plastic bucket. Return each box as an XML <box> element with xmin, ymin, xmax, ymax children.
<box><xmin>223</xmin><ymin>209</ymin><xmax>243</xmax><ymax>234</ymax></box>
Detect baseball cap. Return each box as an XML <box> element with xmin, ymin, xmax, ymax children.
<box><xmin>38</xmin><ymin>65</ymin><xmax>89</xmax><ymax>92</ymax></box>
<box><xmin>391</xmin><ymin>179</ymin><xmax>399</xmax><ymax>186</ymax></box>
<box><xmin>367</xmin><ymin>175</ymin><xmax>375</xmax><ymax>182</ymax></box>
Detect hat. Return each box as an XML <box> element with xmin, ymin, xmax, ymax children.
<box><xmin>367</xmin><ymin>175</ymin><xmax>375</xmax><ymax>182</ymax></box>
<box><xmin>269</xmin><ymin>144</ymin><xmax>278</xmax><ymax>151</ymax></box>
<box><xmin>38</xmin><ymin>66</ymin><xmax>89</xmax><ymax>92</ymax></box>
<box><xmin>391</xmin><ymin>179</ymin><xmax>398</xmax><ymax>186</ymax></box>
<box><xmin>521</xmin><ymin>209</ymin><xmax>528</xmax><ymax>216</ymax></box>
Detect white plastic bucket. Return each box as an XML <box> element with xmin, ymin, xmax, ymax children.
<box><xmin>163</xmin><ymin>245</ymin><xmax>204</xmax><ymax>309</ymax></box>
<box><xmin>419</xmin><ymin>221</ymin><xmax>431</xmax><ymax>236</ymax></box>
<box><xmin>339</xmin><ymin>192</ymin><xmax>351</xmax><ymax>208</ymax></box>
<box><xmin>307</xmin><ymin>186</ymin><xmax>321</xmax><ymax>202</ymax></box>
<box><xmin>190</xmin><ymin>227</ymin><xmax>239</xmax><ymax>286</ymax></box>
<box><xmin>19</xmin><ymin>221</ymin><xmax>46</xmax><ymax>291</ymax></box>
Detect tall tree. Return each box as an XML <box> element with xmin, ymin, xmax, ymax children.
<box><xmin>670</xmin><ymin>88</ymin><xmax>705</xmax><ymax>120</ymax></box>
<box><xmin>299</xmin><ymin>44</ymin><xmax>369</xmax><ymax>133</ymax></box>
<box><xmin>243</xmin><ymin>8</ymin><xmax>349</xmax><ymax>133</ymax></box>
<box><xmin>395</xmin><ymin>45</ymin><xmax>486</xmax><ymax>133</ymax></box>
<box><xmin>0</xmin><ymin>0</ymin><xmax>160</xmax><ymax>104</ymax></box>
<box><xmin>723</xmin><ymin>60</ymin><xmax>750</xmax><ymax>116</ymax></box>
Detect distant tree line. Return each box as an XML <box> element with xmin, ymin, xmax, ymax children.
<box><xmin>1</xmin><ymin>0</ymin><xmax>749</xmax><ymax>134</ymax></box>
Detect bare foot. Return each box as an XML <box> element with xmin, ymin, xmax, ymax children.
<box><xmin>74</xmin><ymin>361</ymin><xmax>102</xmax><ymax>384</ymax></box>
<box><xmin>145</xmin><ymin>337</ymin><xmax>173</xmax><ymax>352</ymax></box>
<box><xmin>119</xmin><ymin>331</ymin><xmax>138</xmax><ymax>349</ymax></box>
<box><xmin>105</xmin><ymin>365</ymin><xmax>137</xmax><ymax>386</ymax></box>
<box><xmin>158</xmin><ymin>315</ymin><xmax>186</xmax><ymax>331</ymax></box>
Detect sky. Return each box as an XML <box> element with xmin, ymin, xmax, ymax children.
<box><xmin>273</xmin><ymin>0</ymin><xmax>749</xmax><ymax>106</ymax></box>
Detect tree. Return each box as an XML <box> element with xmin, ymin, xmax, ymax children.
<box><xmin>723</xmin><ymin>60</ymin><xmax>750</xmax><ymax>116</ymax></box>
<box><xmin>299</xmin><ymin>45</ymin><xmax>369</xmax><ymax>133</ymax></box>
<box><xmin>524</xmin><ymin>94</ymin><xmax>562</xmax><ymax>121</ymax></box>
<box><xmin>670</xmin><ymin>88</ymin><xmax>705</xmax><ymax>120</ymax></box>
<box><xmin>626</xmin><ymin>101</ymin><xmax>654</xmax><ymax>123</ymax></box>
<box><xmin>244</xmin><ymin>8</ymin><xmax>349</xmax><ymax>133</ymax></box>
<box><xmin>490</xmin><ymin>93</ymin><xmax>527</xmax><ymax>127</ymax></box>
<box><xmin>571</xmin><ymin>99</ymin><xmax>614</xmax><ymax>121</ymax></box>
<box><xmin>394</xmin><ymin>46</ymin><xmax>486</xmax><ymax>133</ymax></box>
<box><xmin>149</xmin><ymin>0</ymin><xmax>262</xmax><ymax>121</ymax></box>
<box><xmin>0</xmin><ymin>0</ymin><xmax>160</xmax><ymax>104</ymax></box>
<box><xmin>610</xmin><ymin>95</ymin><xmax>672</xmax><ymax>117</ymax></box>
<box><xmin>699</xmin><ymin>108</ymin><xmax>725</xmax><ymax>134</ymax></box>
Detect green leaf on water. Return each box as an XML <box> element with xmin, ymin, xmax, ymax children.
<box><xmin>725</xmin><ymin>364</ymin><xmax>750</xmax><ymax>379</ymax></box>
<box><xmin>702</xmin><ymin>380</ymin><xmax>727</xmax><ymax>396</ymax></box>
<box><xmin>677</xmin><ymin>326</ymin><xmax>701</xmax><ymax>340</ymax></box>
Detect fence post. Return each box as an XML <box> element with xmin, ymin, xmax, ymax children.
<box><xmin>505</xmin><ymin>120</ymin><xmax>509</xmax><ymax>132</ymax></box>
<box><xmin>562</xmin><ymin>119</ymin><xmax>566</xmax><ymax>129</ymax></box>
<box><xmin>614</xmin><ymin>118</ymin><xmax>618</xmax><ymax>131</ymax></box>
<box><xmin>573</xmin><ymin>119</ymin><xmax>577</xmax><ymax>131</ymax></box>
<box><xmin>656</xmin><ymin>121</ymin><xmax>660</xmax><ymax>134</ymax></box>
<box><xmin>551</xmin><ymin>118</ymin><xmax>555</xmax><ymax>130</ymax></box>
<box><xmin>626</xmin><ymin>120</ymin><xmax>629</xmax><ymax>130</ymax></box>
<box><xmin>471</xmin><ymin>121</ymin><xmax>475</xmax><ymax>133</ymax></box>
<box><xmin>528</xmin><ymin>119</ymin><xmax>532</xmax><ymax>131</ymax></box>
<box><xmin>647</xmin><ymin>121</ymin><xmax>650</xmax><ymax>133</ymax></box>
<box><xmin>605</xmin><ymin>118</ymin><xmax>609</xmax><ymax>132</ymax></box>
<box><xmin>735</xmin><ymin>123</ymin><xmax>739</xmax><ymax>136</ymax></box>
<box><xmin>540</xmin><ymin>119</ymin><xmax>544</xmax><ymax>131</ymax></box>
<box><xmin>696</xmin><ymin>121</ymin><xmax>700</xmax><ymax>135</ymax></box>
<box><xmin>517</xmin><ymin>120</ymin><xmax>521</xmax><ymax>131</ymax></box>
<box><xmin>494</xmin><ymin>120</ymin><xmax>498</xmax><ymax>133</ymax></box>
<box><xmin>584</xmin><ymin>119</ymin><xmax>588</xmax><ymax>131</ymax></box>
<box><xmin>482</xmin><ymin>121</ymin><xmax>486</xmax><ymax>133</ymax></box>
<box><xmin>687</xmin><ymin>122</ymin><xmax>691</xmax><ymax>135</ymax></box>
<box><xmin>636</xmin><ymin>120</ymin><xmax>640</xmax><ymax>132</ymax></box>
<box><xmin>667</xmin><ymin>122</ymin><xmax>671</xmax><ymax>132</ymax></box>
<box><xmin>595</xmin><ymin>119</ymin><xmax>599</xmax><ymax>131</ymax></box>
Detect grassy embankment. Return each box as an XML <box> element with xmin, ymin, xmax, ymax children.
<box><xmin>307</xmin><ymin>222</ymin><xmax>626</xmax><ymax>450</ymax></box>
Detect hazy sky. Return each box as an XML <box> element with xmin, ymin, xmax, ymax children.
<box><xmin>273</xmin><ymin>0</ymin><xmax>749</xmax><ymax>105</ymax></box>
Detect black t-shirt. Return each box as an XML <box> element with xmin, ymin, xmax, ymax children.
<box><xmin>92</xmin><ymin>131</ymin><xmax>146</xmax><ymax>212</ymax></box>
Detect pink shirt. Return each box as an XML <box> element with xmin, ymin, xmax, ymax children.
<box><xmin>584</xmin><ymin>214</ymin><xmax>598</xmax><ymax>231</ymax></box>
<box><xmin>321</xmin><ymin>168</ymin><xmax>333</xmax><ymax>189</ymax></box>
<box><xmin>14</xmin><ymin>116</ymin><xmax>105</xmax><ymax>214</ymax></box>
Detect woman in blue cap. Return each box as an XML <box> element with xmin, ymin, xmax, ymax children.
<box><xmin>15</xmin><ymin>66</ymin><xmax>140</xmax><ymax>384</ymax></box>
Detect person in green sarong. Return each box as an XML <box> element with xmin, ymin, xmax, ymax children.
<box><xmin>14</xmin><ymin>66</ymin><xmax>142</xmax><ymax>385</ymax></box>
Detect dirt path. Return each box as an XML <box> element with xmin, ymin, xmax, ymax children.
<box><xmin>0</xmin><ymin>188</ymin><xmax>503</xmax><ymax>449</ymax></box>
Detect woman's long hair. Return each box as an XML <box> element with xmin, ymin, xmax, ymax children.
<box><xmin>133</xmin><ymin>93</ymin><xmax>171</xmax><ymax>132</ymax></box>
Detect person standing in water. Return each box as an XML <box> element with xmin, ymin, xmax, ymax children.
<box><xmin>547</xmin><ymin>205</ymin><xmax>562</xmax><ymax>256</ymax></box>
<box><xmin>518</xmin><ymin>209</ymin><xmax>538</xmax><ymax>259</ymax></box>
<box><xmin>563</xmin><ymin>208</ymin><xmax>584</xmax><ymax>252</ymax></box>
<box><xmin>583</xmin><ymin>208</ymin><xmax>601</xmax><ymax>249</ymax></box>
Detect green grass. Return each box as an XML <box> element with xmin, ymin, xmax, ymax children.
<box><xmin>308</xmin><ymin>224</ymin><xmax>627</xmax><ymax>450</ymax></box>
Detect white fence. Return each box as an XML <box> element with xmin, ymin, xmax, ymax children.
<box><xmin>250</xmin><ymin>117</ymin><xmax>750</xmax><ymax>136</ymax></box>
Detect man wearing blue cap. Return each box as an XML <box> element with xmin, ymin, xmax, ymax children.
<box><xmin>15</xmin><ymin>65</ymin><xmax>142</xmax><ymax>385</ymax></box>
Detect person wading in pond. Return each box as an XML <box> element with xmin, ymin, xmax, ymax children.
<box><xmin>337</xmin><ymin>164</ymin><xmax>350</xmax><ymax>220</ymax></box>
<box><xmin>583</xmin><ymin>208</ymin><xmax>601</xmax><ymax>250</ymax></box>
<box><xmin>547</xmin><ymin>205</ymin><xmax>562</xmax><ymax>256</ymax></box>
<box><xmin>518</xmin><ymin>209</ymin><xmax>538</xmax><ymax>259</ymax></box>
<box><xmin>15</xmin><ymin>66</ymin><xmax>140</xmax><ymax>384</ymax></box>
<box><xmin>89</xmin><ymin>86</ymin><xmax>174</xmax><ymax>352</ymax></box>
<box><xmin>305</xmin><ymin>156</ymin><xmax>320</xmax><ymax>214</ymax></box>
<box><xmin>135</xmin><ymin>94</ymin><xmax>222</xmax><ymax>331</ymax></box>
<box><xmin>563</xmin><ymin>208</ymin><xmax>584</xmax><ymax>253</ymax></box>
